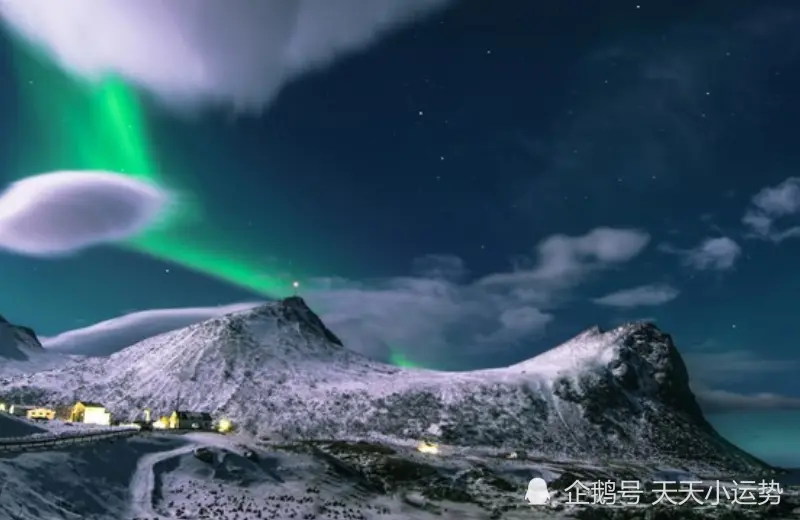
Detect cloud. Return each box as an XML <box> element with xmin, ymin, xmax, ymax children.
<box><xmin>478</xmin><ymin>228</ymin><xmax>650</xmax><ymax>291</ymax></box>
<box><xmin>41</xmin><ymin>226</ymin><xmax>648</xmax><ymax>368</ymax></box>
<box><xmin>592</xmin><ymin>284</ymin><xmax>679</xmax><ymax>308</ymax></box>
<box><xmin>307</xmin><ymin>227</ymin><xmax>649</xmax><ymax>368</ymax></box>
<box><xmin>694</xmin><ymin>387</ymin><xmax>800</xmax><ymax>414</ymax></box>
<box><xmin>684</xmin><ymin>346</ymin><xmax>800</xmax><ymax>413</ymax></box>
<box><xmin>684</xmin><ymin>348</ymin><xmax>798</xmax><ymax>386</ymax></box>
<box><xmin>660</xmin><ymin>237</ymin><xmax>742</xmax><ymax>271</ymax></box>
<box><xmin>42</xmin><ymin>302</ymin><xmax>261</xmax><ymax>356</ymax></box>
<box><xmin>0</xmin><ymin>0</ymin><xmax>451</xmax><ymax>113</ymax></box>
<box><xmin>410</xmin><ymin>254</ymin><xmax>468</xmax><ymax>281</ymax></box>
<box><xmin>742</xmin><ymin>177</ymin><xmax>800</xmax><ymax>242</ymax></box>
<box><xmin>0</xmin><ymin>171</ymin><xmax>170</xmax><ymax>256</ymax></box>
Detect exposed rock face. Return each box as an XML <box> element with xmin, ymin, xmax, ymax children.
<box><xmin>0</xmin><ymin>299</ymin><xmax>774</xmax><ymax>474</ymax></box>
<box><xmin>0</xmin><ymin>313</ymin><xmax>43</xmax><ymax>360</ymax></box>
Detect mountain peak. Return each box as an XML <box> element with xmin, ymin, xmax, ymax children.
<box><xmin>244</xmin><ymin>296</ymin><xmax>343</xmax><ymax>347</ymax></box>
<box><xmin>0</xmin><ymin>309</ymin><xmax>771</xmax><ymax>474</ymax></box>
<box><xmin>0</xmin><ymin>314</ymin><xmax>43</xmax><ymax>360</ymax></box>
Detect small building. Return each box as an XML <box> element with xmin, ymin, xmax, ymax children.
<box><xmin>70</xmin><ymin>401</ymin><xmax>111</xmax><ymax>426</ymax></box>
<box><xmin>169</xmin><ymin>410</ymin><xmax>213</xmax><ymax>430</ymax></box>
<box><xmin>8</xmin><ymin>405</ymin><xmax>34</xmax><ymax>417</ymax></box>
<box><xmin>0</xmin><ymin>402</ymin><xmax>6</xmax><ymax>412</ymax></box>
<box><xmin>216</xmin><ymin>417</ymin><xmax>234</xmax><ymax>434</ymax></box>
<box><xmin>27</xmin><ymin>408</ymin><xmax>56</xmax><ymax>421</ymax></box>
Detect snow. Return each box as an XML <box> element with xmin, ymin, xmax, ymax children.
<box><xmin>129</xmin><ymin>442</ymin><xmax>199</xmax><ymax>519</ymax></box>
<box><xmin>0</xmin><ymin>434</ymin><xmax>187</xmax><ymax>519</ymax></box>
<box><xmin>508</xmin><ymin>324</ymin><xmax>626</xmax><ymax>376</ymax></box>
<box><xmin>0</xmin><ymin>299</ymin><xmax>773</xmax><ymax>476</ymax></box>
<box><xmin>0</xmin><ymin>413</ymin><xmax>47</xmax><ymax>439</ymax></box>
<box><xmin>0</xmin><ymin>431</ymin><xmax>794</xmax><ymax>520</ymax></box>
<box><xmin>0</xmin><ymin>315</ymin><xmax>44</xmax><ymax>361</ymax></box>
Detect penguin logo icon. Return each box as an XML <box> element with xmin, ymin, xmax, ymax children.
<box><xmin>524</xmin><ymin>477</ymin><xmax>550</xmax><ymax>505</ymax></box>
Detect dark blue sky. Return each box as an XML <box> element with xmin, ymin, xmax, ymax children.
<box><xmin>0</xmin><ymin>0</ymin><xmax>799</xmax><ymax>429</ymax></box>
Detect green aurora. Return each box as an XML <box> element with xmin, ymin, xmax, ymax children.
<box><xmin>9</xmin><ymin>42</ymin><xmax>424</xmax><ymax>369</ymax></box>
<box><xmin>10</xmin><ymin>43</ymin><xmax>296</xmax><ymax>299</ymax></box>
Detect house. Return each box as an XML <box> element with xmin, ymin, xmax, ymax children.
<box><xmin>26</xmin><ymin>408</ymin><xmax>56</xmax><ymax>421</ymax></box>
<box><xmin>70</xmin><ymin>401</ymin><xmax>111</xmax><ymax>426</ymax></box>
<box><xmin>8</xmin><ymin>405</ymin><xmax>34</xmax><ymax>417</ymax></box>
<box><xmin>168</xmin><ymin>410</ymin><xmax>213</xmax><ymax>430</ymax></box>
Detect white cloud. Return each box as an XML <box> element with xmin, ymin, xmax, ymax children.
<box><xmin>0</xmin><ymin>170</ymin><xmax>170</xmax><ymax>256</ymax></box>
<box><xmin>410</xmin><ymin>254</ymin><xmax>467</xmax><ymax>281</ymax></box>
<box><xmin>742</xmin><ymin>177</ymin><xmax>800</xmax><ymax>242</ymax></box>
<box><xmin>661</xmin><ymin>237</ymin><xmax>742</xmax><ymax>271</ymax></box>
<box><xmin>40</xmin><ymin>227</ymin><xmax>648</xmax><ymax>368</ymax></box>
<box><xmin>592</xmin><ymin>284</ymin><xmax>679</xmax><ymax>308</ymax></box>
<box><xmin>42</xmin><ymin>302</ymin><xmax>261</xmax><ymax>356</ymax></box>
<box><xmin>479</xmin><ymin>228</ymin><xmax>650</xmax><ymax>291</ymax></box>
<box><xmin>694</xmin><ymin>387</ymin><xmax>800</xmax><ymax>413</ymax></box>
<box><xmin>684</xmin><ymin>346</ymin><xmax>800</xmax><ymax>413</ymax></box>
<box><xmin>684</xmin><ymin>348</ymin><xmax>798</xmax><ymax>386</ymax></box>
<box><xmin>307</xmin><ymin>227</ymin><xmax>650</xmax><ymax>367</ymax></box>
<box><xmin>0</xmin><ymin>0</ymin><xmax>451</xmax><ymax>113</ymax></box>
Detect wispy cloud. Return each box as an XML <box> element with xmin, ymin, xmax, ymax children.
<box><xmin>684</xmin><ymin>346</ymin><xmax>800</xmax><ymax>413</ymax></box>
<box><xmin>477</xmin><ymin>228</ymin><xmax>650</xmax><ymax>292</ymax></box>
<box><xmin>0</xmin><ymin>0</ymin><xmax>451</xmax><ymax>113</ymax></box>
<box><xmin>742</xmin><ymin>177</ymin><xmax>800</xmax><ymax>242</ymax></box>
<box><xmin>695</xmin><ymin>387</ymin><xmax>800</xmax><ymax>414</ymax></box>
<box><xmin>308</xmin><ymin>228</ymin><xmax>650</xmax><ymax>367</ymax></box>
<box><xmin>42</xmin><ymin>302</ymin><xmax>262</xmax><ymax>356</ymax></box>
<box><xmin>39</xmin><ymin>227</ymin><xmax>649</xmax><ymax>368</ymax></box>
<box><xmin>684</xmin><ymin>348</ymin><xmax>798</xmax><ymax>386</ymax></box>
<box><xmin>592</xmin><ymin>284</ymin><xmax>679</xmax><ymax>308</ymax></box>
<box><xmin>310</xmin><ymin>228</ymin><xmax>648</xmax><ymax>365</ymax></box>
<box><xmin>38</xmin><ymin>226</ymin><xmax>649</xmax><ymax>368</ymax></box>
<box><xmin>0</xmin><ymin>171</ymin><xmax>171</xmax><ymax>257</ymax></box>
<box><xmin>660</xmin><ymin>237</ymin><xmax>742</xmax><ymax>271</ymax></box>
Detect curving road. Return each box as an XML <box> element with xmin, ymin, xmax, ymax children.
<box><xmin>128</xmin><ymin>443</ymin><xmax>199</xmax><ymax>519</ymax></box>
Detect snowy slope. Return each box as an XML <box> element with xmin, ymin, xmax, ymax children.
<box><xmin>0</xmin><ymin>314</ymin><xmax>83</xmax><ymax>378</ymax></box>
<box><xmin>0</xmin><ymin>413</ymin><xmax>47</xmax><ymax>439</ymax></box>
<box><xmin>0</xmin><ymin>314</ymin><xmax>43</xmax><ymax>361</ymax></box>
<box><xmin>0</xmin><ymin>297</ymin><xmax>772</xmax><ymax>474</ymax></box>
<box><xmin>1</xmin><ymin>433</ymin><xmax>797</xmax><ymax>520</ymax></box>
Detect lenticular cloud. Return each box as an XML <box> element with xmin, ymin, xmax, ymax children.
<box><xmin>0</xmin><ymin>171</ymin><xmax>169</xmax><ymax>256</ymax></box>
<box><xmin>0</xmin><ymin>0</ymin><xmax>451</xmax><ymax>113</ymax></box>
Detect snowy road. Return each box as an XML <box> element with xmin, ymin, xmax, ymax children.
<box><xmin>128</xmin><ymin>443</ymin><xmax>198</xmax><ymax>519</ymax></box>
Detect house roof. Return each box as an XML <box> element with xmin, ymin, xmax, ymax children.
<box><xmin>174</xmin><ymin>411</ymin><xmax>213</xmax><ymax>420</ymax></box>
<box><xmin>77</xmin><ymin>401</ymin><xmax>105</xmax><ymax>408</ymax></box>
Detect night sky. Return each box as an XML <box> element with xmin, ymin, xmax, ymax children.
<box><xmin>0</xmin><ymin>1</ymin><xmax>798</xmax><ymax>463</ymax></box>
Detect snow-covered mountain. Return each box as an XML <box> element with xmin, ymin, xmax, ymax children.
<box><xmin>0</xmin><ymin>297</ymin><xmax>772</xmax><ymax>474</ymax></box>
<box><xmin>0</xmin><ymin>314</ymin><xmax>83</xmax><ymax>378</ymax></box>
<box><xmin>0</xmin><ymin>314</ymin><xmax>44</xmax><ymax>360</ymax></box>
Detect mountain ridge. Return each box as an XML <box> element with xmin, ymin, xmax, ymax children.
<box><xmin>0</xmin><ymin>313</ymin><xmax>44</xmax><ymax>361</ymax></box>
<box><xmin>0</xmin><ymin>297</ymin><xmax>774</xmax><ymax>475</ymax></box>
